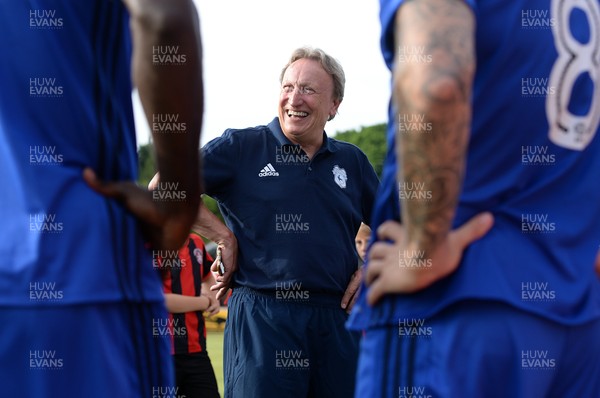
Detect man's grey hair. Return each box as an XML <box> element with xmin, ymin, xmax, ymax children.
<box><xmin>279</xmin><ymin>47</ymin><xmax>345</xmax><ymax>120</ymax></box>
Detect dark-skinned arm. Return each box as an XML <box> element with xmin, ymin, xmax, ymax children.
<box><xmin>84</xmin><ymin>0</ymin><xmax>203</xmax><ymax>251</ymax></box>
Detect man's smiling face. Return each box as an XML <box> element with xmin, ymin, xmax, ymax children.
<box><xmin>278</xmin><ymin>58</ymin><xmax>340</xmax><ymax>144</ymax></box>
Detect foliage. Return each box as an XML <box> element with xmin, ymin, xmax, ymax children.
<box><xmin>201</xmin><ymin>194</ymin><xmax>224</xmax><ymax>224</ymax></box>
<box><xmin>333</xmin><ymin>123</ymin><xmax>387</xmax><ymax>177</ymax></box>
<box><xmin>137</xmin><ymin>142</ymin><xmax>156</xmax><ymax>188</ymax></box>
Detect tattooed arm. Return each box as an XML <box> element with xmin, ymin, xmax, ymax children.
<box><xmin>394</xmin><ymin>0</ymin><xmax>474</xmax><ymax>253</ymax></box>
<box><xmin>365</xmin><ymin>0</ymin><xmax>494</xmax><ymax>302</ymax></box>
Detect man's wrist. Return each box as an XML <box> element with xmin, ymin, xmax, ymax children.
<box><xmin>214</xmin><ymin>231</ymin><xmax>235</xmax><ymax>250</ymax></box>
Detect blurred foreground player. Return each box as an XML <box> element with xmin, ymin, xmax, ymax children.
<box><xmin>0</xmin><ymin>1</ymin><xmax>203</xmax><ymax>396</ymax></box>
<box><xmin>349</xmin><ymin>0</ymin><xmax>600</xmax><ymax>397</ymax></box>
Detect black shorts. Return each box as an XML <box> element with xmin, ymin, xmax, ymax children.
<box><xmin>173</xmin><ymin>351</ymin><xmax>220</xmax><ymax>398</ymax></box>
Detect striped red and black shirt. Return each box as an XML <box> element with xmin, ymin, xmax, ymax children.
<box><xmin>161</xmin><ymin>233</ymin><xmax>213</xmax><ymax>355</ymax></box>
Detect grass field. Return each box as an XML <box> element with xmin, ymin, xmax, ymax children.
<box><xmin>206</xmin><ymin>331</ymin><xmax>225</xmax><ymax>397</ymax></box>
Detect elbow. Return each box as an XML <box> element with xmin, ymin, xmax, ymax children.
<box><xmin>393</xmin><ymin>61</ymin><xmax>474</xmax><ymax>113</ymax></box>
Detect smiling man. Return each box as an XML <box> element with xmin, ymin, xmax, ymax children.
<box><xmin>195</xmin><ymin>47</ymin><xmax>379</xmax><ymax>398</ymax></box>
<box><xmin>277</xmin><ymin>56</ymin><xmax>343</xmax><ymax>157</ymax></box>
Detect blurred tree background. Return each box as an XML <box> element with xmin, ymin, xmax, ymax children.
<box><xmin>137</xmin><ymin>142</ymin><xmax>156</xmax><ymax>188</ymax></box>
<box><xmin>137</xmin><ymin>122</ymin><xmax>386</xmax><ymax>222</ymax></box>
<box><xmin>333</xmin><ymin>123</ymin><xmax>386</xmax><ymax>177</ymax></box>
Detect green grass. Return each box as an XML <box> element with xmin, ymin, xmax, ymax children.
<box><xmin>206</xmin><ymin>331</ymin><xmax>225</xmax><ymax>397</ymax></box>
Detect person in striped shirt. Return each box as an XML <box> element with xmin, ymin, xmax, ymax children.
<box><xmin>159</xmin><ymin>232</ymin><xmax>221</xmax><ymax>398</ymax></box>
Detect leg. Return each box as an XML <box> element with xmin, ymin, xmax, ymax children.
<box><xmin>551</xmin><ymin>317</ymin><xmax>600</xmax><ymax>397</ymax></box>
<box><xmin>223</xmin><ymin>288</ymin><xmax>311</xmax><ymax>398</ymax></box>
<box><xmin>174</xmin><ymin>352</ymin><xmax>220</xmax><ymax>398</ymax></box>
<box><xmin>308</xmin><ymin>306</ymin><xmax>359</xmax><ymax>398</ymax></box>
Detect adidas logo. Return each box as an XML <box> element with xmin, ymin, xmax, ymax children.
<box><xmin>258</xmin><ymin>163</ymin><xmax>280</xmax><ymax>177</ymax></box>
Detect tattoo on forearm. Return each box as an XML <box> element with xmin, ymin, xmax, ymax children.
<box><xmin>394</xmin><ymin>0</ymin><xmax>475</xmax><ymax>255</ymax></box>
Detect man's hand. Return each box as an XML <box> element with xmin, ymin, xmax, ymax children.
<box><xmin>341</xmin><ymin>269</ymin><xmax>362</xmax><ymax>314</ymax></box>
<box><xmin>191</xmin><ymin>199</ymin><xmax>239</xmax><ymax>301</ymax></box>
<box><xmin>365</xmin><ymin>212</ymin><xmax>493</xmax><ymax>305</ymax></box>
<box><xmin>84</xmin><ymin>168</ymin><xmax>195</xmax><ymax>250</ymax></box>
<box><xmin>595</xmin><ymin>249</ymin><xmax>600</xmax><ymax>279</ymax></box>
<box><xmin>210</xmin><ymin>240</ymin><xmax>238</xmax><ymax>301</ymax></box>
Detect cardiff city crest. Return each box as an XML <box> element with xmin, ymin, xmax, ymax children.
<box><xmin>332</xmin><ymin>165</ymin><xmax>347</xmax><ymax>189</ymax></box>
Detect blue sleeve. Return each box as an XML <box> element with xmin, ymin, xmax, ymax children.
<box><xmin>379</xmin><ymin>0</ymin><xmax>403</xmax><ymax>70</ymax></box>
<box><xmin>201</xmin><ymin>129</ymin><xmax>240</xmax><ymax>200</ymax></box>
<box><xmin>361</xmin><ymin>154</ymin><xmax>380</xmax><ymax>227</ymax></box>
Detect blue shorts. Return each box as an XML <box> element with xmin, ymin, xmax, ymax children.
<box><xmin>355</xmin><ymin>300</ymin><xmax>600</xmax><ymax>398</ymax></box>
<box><xmin>0</xmin><ymin>302</ymin><xmax>174</xmax><ymax>397</ymax></box>
<box><xmin>224</xmin><ymin>287</ymin><xmax>359</xmax><ymax>398</ymax></box>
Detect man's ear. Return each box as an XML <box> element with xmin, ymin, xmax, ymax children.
<box><xmin>329</xmin><ymin>99</ymin><xmax>341</xmax><ymax>121</ymax></box>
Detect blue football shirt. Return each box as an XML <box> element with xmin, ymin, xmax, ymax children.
<box><xmin>349</xmin><ymin>0</ymin><xmax>600</xmax><ymax>329</ymax></box>
<box><xmin>0</xmin><ymin>1</ymin><xmax>163</xmax><ymax>305</ymax></box>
